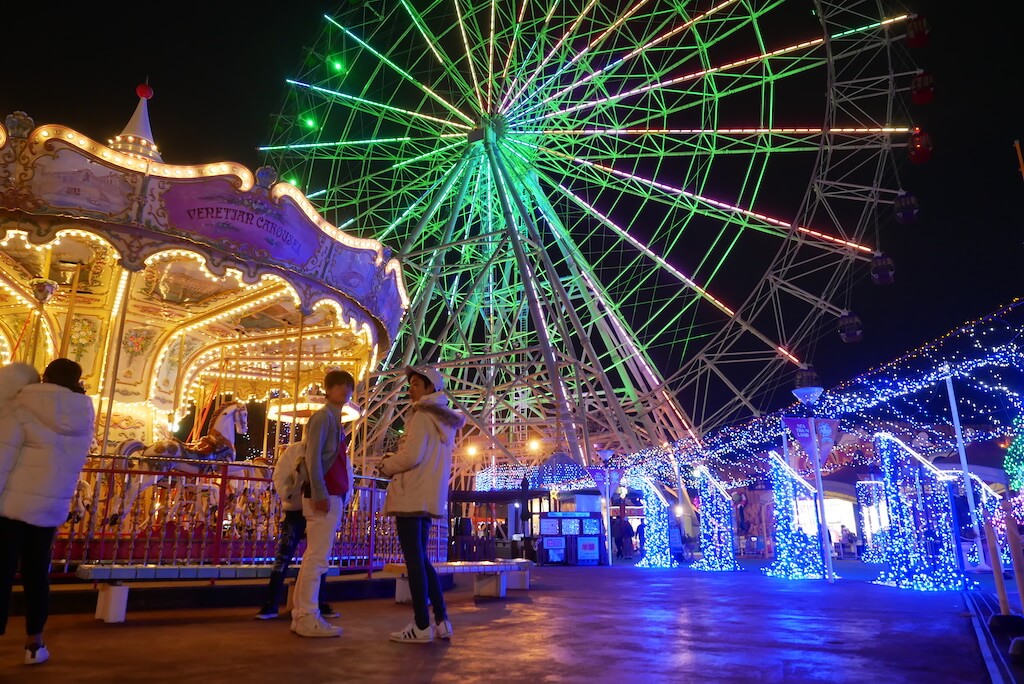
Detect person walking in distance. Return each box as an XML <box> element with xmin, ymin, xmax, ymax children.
<box><xmin>0</xmin><ymin>360</ymin><xmax>95</xmax><ymax>665</ymax></box>
<box><xmin>378</xmin><ymin>366</ymin><xmax>465</xmax><ymax>643</ymax></box>
<box><xmin>290</xmin><ymin>370</ymin><xmax>355</xmax><ymax>638</ymax></box>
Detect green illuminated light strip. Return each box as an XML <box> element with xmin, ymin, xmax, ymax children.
<box><xmin>453</xmin><ymin>0</ymin><xmax>486</xmax><ymax>114</ymax></box>
<box><xmin>512</xmin><ymin>139</ymin><xmax>873</xmax><ymax>253</ymax></box>
<box><xmin>286</xmin><ymin>79</ymin><xmax>472</xmax><ymax>131</ymax></box>
<box><xmin>505</xmin><ymin>0</ymin><xmax>739</xmax><ymax>116</ymax></box>
<box><xmin>502</xmin><ymin>0</ymin><xmax>600</xmax><ymax>112</ymax></box>
<box><xmin>324</xmin><ymin>15</ymin><xmax>476</xmax><ymax>126</ymax></box>
<box><xmin>259</xmin><ymin>134</ymin><xmax>463</xmax><ymax>153</ymax></box>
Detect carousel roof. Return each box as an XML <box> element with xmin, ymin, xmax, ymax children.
<box><xmin>0</xmin><ymin>92</ymin><xmax>409</xmax><ymax>428</ymax></box>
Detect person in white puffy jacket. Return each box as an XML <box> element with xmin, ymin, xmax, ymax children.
<box><xmin>0</xmin><ymin>359</ymin><xmax>95</xmax><ymax>666</ymax></box>
<box><xmin>378</xmin><ymin>365</ymin><xmax>465</xmax><ymax>644</ymax></box>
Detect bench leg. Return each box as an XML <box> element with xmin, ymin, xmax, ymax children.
<box><xmin>507</xmin><ymin>569</ymin><xmax>530</xmax><ymax>590</ymax></box>
<box><xmin>95</xmin><ymin>584</ymin><xmax>130</xmax><ymax>623</ymax></box>
<box><xmin>395</xmin><ymin>576</ymin><xmax>412</xmax><ymax>604</ymax></box>
<box><xmin>474</xmin><ymin>572</ymin><xmax>507</xmax><ymax>598</ymax></box>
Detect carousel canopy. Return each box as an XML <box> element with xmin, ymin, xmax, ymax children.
<box><xmin>0</xmin><ymin>99</ymin><xmax>408</xmax><ymax>450</ymax></box>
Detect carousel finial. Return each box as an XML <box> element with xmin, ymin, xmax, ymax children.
<box><xmin>110</xmin><ymin>82</ymin><xmax>162</xmax><ymax>162</ymax></box>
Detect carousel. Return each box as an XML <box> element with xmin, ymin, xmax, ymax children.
<box><xmin>0</xmin><ymin>85</ymin><xmax>406</xmax><ymax>454</ymax></box>
<box><xmin>0</xmin><ymin>86</ymin><xmax>411</xmax><ymax>568</ymax></box>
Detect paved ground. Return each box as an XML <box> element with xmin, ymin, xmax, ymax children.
<box><xmin>0</xmin><ymin>560</ymin><xmax>991</xmax><ymax>683</ymax></box>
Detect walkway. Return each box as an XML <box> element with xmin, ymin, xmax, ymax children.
<box><xmin>0</xmin><ymin>560</ymin><xmax>990</xmax><ymax>683</ymax></box>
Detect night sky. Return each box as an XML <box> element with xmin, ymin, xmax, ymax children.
<box><xmin>2</xmin><ymin>1</ymin><xmax>1019</xmax><ymax>391</ymax></box>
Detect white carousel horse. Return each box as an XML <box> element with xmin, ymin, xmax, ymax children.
<box><xmin>222</xmin><ymin>456</ymin><xmax>275</xmax><ymax>538</ymax></box>
<box><xmin>110</xmin><ymin>401</ymin><xmax>249</xmax><ymax>526</ymax></box>
<box><xmin>66</xmin><ymin>476</ymin><xmax>94</xmax><ymax>526</ymax></box>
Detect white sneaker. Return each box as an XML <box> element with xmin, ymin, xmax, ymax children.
<box><xmin>292</xmin><ymin>612</ymin><xmax>342</xmax><ymax>638</ymax></box>
<box><xmin>25</xmin><ymin>644</ymin><xmax>50</xmax><ymax>665</ymax></box>
<box><xmin>389</xmin><ymin>622</ymin><xmax>434</xmax><ymax>644</ymax></box>
<box><xmin>435</xmin><ymin>619</ymin><xmax>453</xmax><ymax>640</ymax></box>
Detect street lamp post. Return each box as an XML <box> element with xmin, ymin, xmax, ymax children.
<box><xmin>792</xmin><ymin>385</ymin><xmax>836</xmax><ymax>583</ymax></box>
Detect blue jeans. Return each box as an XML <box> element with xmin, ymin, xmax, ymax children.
<box><xmin>396</xmin><ymin>516</ymin><xmax>446</xmax><ymax>630</ymax></box>
<box><xmin>261</xmin><ymin>509</ymin><xmax>327</xmax><ymax>608</ymax></box>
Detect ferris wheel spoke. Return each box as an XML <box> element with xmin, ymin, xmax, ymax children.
<box><xmin>497</xmin><ymin>0</ymin><xmax>530</xmax><ymax>93</ymax></box>
<box><xmin>323</xmin><ymin>15</ymin><xmax>477</xmax><ymax>127</ymax></box>
<box><xmin>505</xmin><ymin>0</ymin><xmax>742</xmax><ymax>120</ymax></box>
<box><xmin>286</xmin><ymin>79</ymin><xmax>472</xmax><ymax>133</ymax></box>
<box><xmin>520</xmin><ymin>0</ymin><xmax>654</xmax><ymax>112</ymax></box>
<box><xmin>259</xmin><ymin>134</ymin><xmax>464</xmax><ymax>160</ymax></box>
<box><xmin>452</xmin><ymin>0</ymin><xmax>486</xmax><ymax>115</ymax></box>
<box><xmin>528</xmin><ymin>127</ymin><xmax>912</xmax><ymax>157</ymax></box>
<box><xmin>540</xmin><ymin>174</ymin><xmax>735</xmax><ymax>319</ymax></box>
<box><xmin>520</xmin><ymin>12</ymin><xmax>912</xmax><ymax>127</ymax></box>
<box><xmin>518</xmin><ymin>139</ymin><xmax>873</xmax><ymax>256</ymax></box>
<box><xmin>498</xmin><ymin>0</ymin><xmax>559</xmax><ymax>113</ymax></box>
<box><xmin>399</xmin><ymin>0</ymin><xmax>478</xmax><ymax>111</ymax></box>
<box><xmin>517</xmin><ymin>43</ymin><xmax>824</xmax><ymax>127</ymax></box>
<box><xmin>500</xmin><ymin>0</ymin><xmax>601</xmax><ymax>113</ymax></box>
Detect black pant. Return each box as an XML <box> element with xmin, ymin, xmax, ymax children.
<box><xmin>396</xmin><ymin>516</ymin><xmax>446</xmax><ymax>630</ymax></box>
<box><xmin>261</xmin><ymin>509</ymin><xmax>327</xmax><ymax>608</ymax></box>
<box><xmin>0</xmin><ymin>517</ymin><xmax>56</xmax><ymax>637</ymax></box>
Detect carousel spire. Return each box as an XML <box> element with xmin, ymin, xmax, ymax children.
<box><xmin>109</xmin><ymin>82</ymin><xmax>162</xmax><ymax>161</ymax></box>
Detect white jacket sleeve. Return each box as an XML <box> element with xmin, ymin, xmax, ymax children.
<box><xmin>0</xmin><ymin>412</ymin><xmax>25</xmax><ymax>493</ymax></box>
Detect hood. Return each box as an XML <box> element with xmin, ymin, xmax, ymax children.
<box><xmin>0</xmin><ymin>363</ymin><xmax>38</xmax><ymax>404</ymax></box>
<box><xmin>15</xmin><ymin>383</ymin><xmax>96</xmax><ymax>437</ymax></box>
<box><xmin>411</xmin><ymin>391</ymin><xmax>467</xmax><ymax>437</ymax></box>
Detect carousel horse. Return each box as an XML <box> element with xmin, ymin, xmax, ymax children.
<box><xmin>109</xmin><ymin>401</ymin><xmax>249</xmax><ymax>526</ymax></box>
<box><xmin>67</xmin><ymin>476</ymin><xmax>94</xmax><ymax>525</ymax></box>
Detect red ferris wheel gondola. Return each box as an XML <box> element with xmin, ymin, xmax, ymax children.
<box><xmin>910</xmin><ymin>72</ymin><xmax>935</xmax><ymax>106</ymax></box>
<box><xmin>908</xmin><ymin>128</ymin><xmax>933</xmax><ymax>164</ymax></box>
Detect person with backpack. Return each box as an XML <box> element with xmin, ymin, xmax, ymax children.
<box><xmin>289</xmin><ymin>370</ymin><xmax>355</xmax><ymax>638</ymax></box>
<box><xmin>253</xmin><ymin>439</ymin><xmax>336</xmax><ymax>621</ymax></box>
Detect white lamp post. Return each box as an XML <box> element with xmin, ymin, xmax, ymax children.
<box><xmin>792</xmin><ymin>385</ymin><xmax>836</xmax><ymax>583</ymax></box>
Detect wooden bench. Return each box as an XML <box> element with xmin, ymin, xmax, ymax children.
<box><xmin>75</xmin><ymin>564</ymin><xmax>342</xmax><ymax>623</ymax></box>
<box><xmin>382</xmin><ymin>559</ymin><xmax>534</xmax><ymax>601</ymax></box>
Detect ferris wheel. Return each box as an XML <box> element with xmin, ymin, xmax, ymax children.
<box><xmin>263</xmin><ymin>0</ymin><xmax>917</xmax><ymax>477</ymax></box>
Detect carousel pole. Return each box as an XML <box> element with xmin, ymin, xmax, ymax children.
<box><xmin>30</xmin><ymin>247</ymin><xmax>56</xmax><ymax>369</ymax></box>
<box><xmin>290</xmin><ymin>313</ymin><xmax>306</xmax><ymax>445</ymax></box>
<box><xmin>58</xmin><ymin>261</ymin><xmax>83</xmax><ymax>358</ymax></box>
<box><xmin>275</xmin><ymin>330</ymin><xmax>289</xmax><ymax>455</ymax></box>
<box><xmin>100</xmin><ymin>270</ymin><xmax>135</xmax><ymax>454</ymax></box>
<box><xmin>172</xmin><ymin>333</ymin><xmax>187</xmax><ymax>433</ymax></box>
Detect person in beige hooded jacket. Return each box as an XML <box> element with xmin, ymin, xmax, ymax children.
<box><xmin>379</xmin><ymin>365</ymin><xmax>465</xmax><ymax>644</ymax></box>
<box><xmin>0</xmin><ymin>359</ymin><xmax>95</xmax><ymax>666</ymax></box>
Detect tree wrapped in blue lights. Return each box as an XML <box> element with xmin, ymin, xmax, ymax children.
<box><xmin>763</xmin><ymin>451</ymin><xmax>824</xmax><ymax>580</ymax></box>
<box><xmin>690</xmin><ymin>466</ymin><xmax>739</xmax><ymax>571</ymax></box>
<box><xmin>631</xmin><ymin>476</ymin><xmax>677</xmax><ymax>569</ymax></box>
<box><xmin>873</xmin><ymin>433</ymin><xmax>972</xmax><ymax>591</ymax></box>
<box><xmin>856</xmin><ymin>480</ymin><xmax>888</xmax><ymax>564</ymax></box>
<box><xmin>1004</xmin><ymin>417</ymin><xmax>1024</xmax><ymax>491</ymax></box>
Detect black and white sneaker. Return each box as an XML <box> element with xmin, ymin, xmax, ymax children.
<box><xmin>25</xmin><ymin>644</ymin><xmax>50</xmax><ymax>665</ymax></box>
<box><xmin>254</xmin><ymin>605</ymin><xmax>279</xmax><ymax>620</ymax></box>
<box><xmin>319</xmin><ymin>604</ymin><xmax>340</xmax><ymax>619</ymax></box>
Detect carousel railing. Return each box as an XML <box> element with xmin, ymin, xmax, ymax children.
<box><xmin>52</xmin><ymin>455</ymin><xmax>447</xmax><ymax>576</ymax></box>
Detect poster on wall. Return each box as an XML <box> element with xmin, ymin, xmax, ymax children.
<box><xmin>539</xmin><ymin>518</ymin><xmax>560</xmax><ymax>536</ymax></box>
<box><xmin>560</xmin><ymin>518</ymin><xmax>581</xmax><ymax>536</ymax></box>
<box><xmin>577</xmin><ymin>536</ymin><xmax>600</xmax><ymax>562</ymax></box>
<box><xmin>582</xmin><ymin>517</ymin><xmax>602</xmax><ymax>536</ymax></box>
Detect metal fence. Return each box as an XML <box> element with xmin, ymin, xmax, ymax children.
<box><xmin>52</xmin><ymin>455</ymin><xmax>447</xmax><ymax>575</ymax></box>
